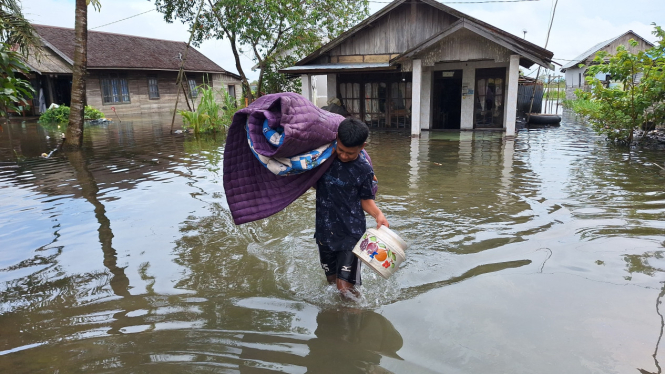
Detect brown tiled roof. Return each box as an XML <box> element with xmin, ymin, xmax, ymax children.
<box><xmin>32</xmin><ymin>24</ymin><xmax>239</xmax><ymax>77</ymax></box>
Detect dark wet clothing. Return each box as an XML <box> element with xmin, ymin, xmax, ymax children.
<box><xmin>317</xmin><ymin>242</ymin><xmax>362</xmax><ymax>285</ymax></box>
<box><xmin>314</xmin><ymin>156</ymin><xmax>375</xmax><ymax>252</ymax></box>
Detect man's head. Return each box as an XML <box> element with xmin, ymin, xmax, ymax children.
<box><xmin>336</xmin><ymin>118</ymin><xmax>369</xmax><ymax>162</ymax></box>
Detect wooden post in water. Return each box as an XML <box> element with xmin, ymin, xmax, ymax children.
<box><xmin>556</xmin><ymin>75</ymin><xmax>561</xmax><ymax>115</ymax></box>
<box><xmin>550</xmin><ymin>74</ymin><xmax>558</xmax><ymax>113</ymax></box>
<box><xmin>543</xmin><ymin>75</ymin><xmax>548</xmax><ymax>114</ymax></box>
<box><xmin>170</xmin><ymin>0</ymin><xmax>204</xmax><ymax>134</ymax></box>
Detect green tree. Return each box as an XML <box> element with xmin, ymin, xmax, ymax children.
<box><xmin>262</xmin><ymin>54</ymin><xmax>301</xmax><ymax>94</ymax></box>
<box><xmin>0</xmin><ymin>0</ymin><xmax>38</xmax><ymax>120</ymax></box>
<box><xmin>0</xmin><ymin>0</ymin><xmax>39</xmax><ymax>55</ymax></box>
<box><xmin>0</xmin><ymin>42</ymin><xmax>34</xmax><ymax>121</ymax></box>
<box><xmin>63</xmin><ymin>0</ymin><xmax>100</xmax><ymax>149</ymax></box>
<box><xmin>153</xmin><ymin>0</ymin><xmax>369</xmax><ymax>101</ymax></box>
<box><xmin>573</xmin><ymin>24</ymin><xmax>665</xmax><ymax>144</ymax></box>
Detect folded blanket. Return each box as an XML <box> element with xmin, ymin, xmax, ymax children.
<box><xmin>223</xmin><ymin>93</ymin><xmax>344</xmax><ymax>225</ymax></box>
<box><xmin>248</xmin><ymin>119</ymin><xmax>336</xmax><ymax>176</ymax></box>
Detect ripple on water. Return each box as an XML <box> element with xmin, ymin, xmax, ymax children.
<box><xmin>1</xmin><ymin>116</ymin><xmax>665</xmax><ymax>373</ymax></box>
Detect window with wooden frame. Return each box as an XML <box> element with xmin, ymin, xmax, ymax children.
<box><xmin>338</xmin><ymin>82</ymin><xmax>361</xmax><ymax>118</ymax></box>
<box><xmin>474</xmin><ymin>68</ymin><xmax>505</xmax><ymax>128</ymax></box>
<box><xmin>389</xmin><ymin>81</ymin><xmax>412</xmax><ymax>128</ymax></box>
<box><xmin>364</xmin><ymin>82</ymin><xmax>387</xmax><ymax>127</ymax></box>
<box><xmin>338</xmin><ymin>73</ymin><xmax>413</xmax><ymax>129</ymax></box>
<box><xmin>188</xmin><ymin>79</ymin><xmax>198</xmax><ymax>98</ymax></box>
<box><xmin>228</xmin><ymin>84</ymin><xmax>236</xmax><ymax>105</ymax></box>
<box><xmin>100</xmin><ymin>74</ymin><xmax>130</xmax><ymax>104</ymax></box>
<box><xmin>147</xmin><ymin>75</ymin><xmax>160</xmax><ymax>99</ymax></box>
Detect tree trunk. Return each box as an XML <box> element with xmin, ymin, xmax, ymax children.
<box><xmin>64</xmin><ymin>0</ymin><xmax>88</xmax><ymax>149</ymax></box>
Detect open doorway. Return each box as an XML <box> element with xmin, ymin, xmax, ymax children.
<box><xmin>41</xmin><ymin>75</ymin><xmax>73</xmax><ymax>108</ymax></box>
<box><xmin>431</xmin><ymin>70</ymin><xmax>462</xmax><ymax>129</ymax></box>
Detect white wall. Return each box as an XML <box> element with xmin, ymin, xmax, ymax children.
<box><xmin>565</xmin><ymin>67</ymin><xmax>586</xmax><ymax>88</ymax></box>
<box><xmin>311</xmin><ymin>75</ymin><xmax>328</xmax><ymax>107</ymax></box>
<box><xmin>427</xmin><ymin>60</ymin><xmax>511</xmax><ymax>131</ymax></box>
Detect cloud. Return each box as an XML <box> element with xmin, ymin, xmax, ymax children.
<box><xmin>25</xmin><ymin>0</ymin><xmax>665</xmax><ymax>80</ymax></box>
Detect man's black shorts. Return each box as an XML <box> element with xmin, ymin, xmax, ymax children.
<box><xmin>317</xmin><ymin>241</ymin><xmax>361</xmax><ymax>286</ymax></box>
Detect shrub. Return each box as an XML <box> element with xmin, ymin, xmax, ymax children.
<box><xmin>569</xmin><ymin>24</ymin><xmax>665</xmax><ymax>144</ymax></box>
<box><xmin>85</xmin><ymin>105</ymin><xmax>104</xmax><ymax>120</ymax></box>
<box><xmin>38</xmin><ymin>105</ymin><xmax>70</xmax><ymax>123</ymax></box>
<box><xmin>38</xmin><ymin>105</ymin><xmax>105</xmax><ymax>123</ymax></box>
<box><xmin>180</xmin><ymin>84</ymin><xmax>238</xmax><ymax>134</ymax></box>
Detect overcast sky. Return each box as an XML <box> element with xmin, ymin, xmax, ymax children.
<box><xmin>25</xmin><ymin>0</ymin><xmax>664</xmax><ymax>80</ymax></box>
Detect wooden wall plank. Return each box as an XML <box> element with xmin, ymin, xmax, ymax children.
<box><xmin>330</xmin><ymin>2</ymin><xmax>459</xmax><ymax>56</ymax></box>
<box><xmin>86</xmin><ymin>70</ymin><xmax>241</xmax><ymax>118</ymax></box>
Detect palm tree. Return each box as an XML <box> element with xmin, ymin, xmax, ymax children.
<box><xmin>0</xmin><ymin>0</ymin><xmax>39</xmax><ymax>55</ymax></box>
<box><xmin>63</xmin><ymin>0</ymin><xmax>100</xmax><ymax>149</ymax></box>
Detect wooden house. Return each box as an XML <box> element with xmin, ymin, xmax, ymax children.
<box><xmin>24</xmin><ymin>24</ymin><xmax>242</xmax><ymax>118</ymax></box>
<box><xmin>560</xmin><ymin>31</ymin><xmax>653</xmax><ymax>100</ymax></box>
<box><xmin>280</xmin><ymin>0</ymin><xmax>554</xmax><ymax>136</ymax></box>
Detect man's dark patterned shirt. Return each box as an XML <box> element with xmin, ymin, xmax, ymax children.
<box><xmin>314</xmin><ymin>154</ymin><xmax>375</xmax><ymax>252</ymax></box>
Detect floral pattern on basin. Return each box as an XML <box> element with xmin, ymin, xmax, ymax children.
<box><xmin>359</xmin><ymin>232</ymin><xmax>398</xmax><ymax>269</ymax></box>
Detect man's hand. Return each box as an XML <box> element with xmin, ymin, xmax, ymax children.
<box><xmin>375</xmin><ymin>211</ymin><xmax>389</xmax><ymax>229</ymax></box>
<box><xmin>361</xmin><ymin>199</ymin><xmax>389</xmax><ymax>229</ymax></box>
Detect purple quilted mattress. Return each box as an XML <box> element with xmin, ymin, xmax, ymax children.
<box><xmin>223</xmin><ymin>92</ymin><xmax>345</xmax><ymax>225</ymax></box>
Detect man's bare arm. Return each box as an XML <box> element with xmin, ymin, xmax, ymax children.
<box><xmin>361</xmin><ymin>199</ymin><xmax>389</xmax><ymax>229</ymax></box>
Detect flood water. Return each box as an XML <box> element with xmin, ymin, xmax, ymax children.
<box><xmin>1</xmin><ymin>112</ymin><xmax>664</xmax><ymax>373</ymax></box>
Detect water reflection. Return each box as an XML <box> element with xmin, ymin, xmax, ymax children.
<box><xmin>66</xmin><ymin>149</ymin><xmax>130</xmax><ymax>297</ymax></box>
<box><xmin>233</xmin><ymin>302</ymin><xmax>403</xmax><ymax>373</ymax></box>
<box><xmin>1</xmin><ymin>115</ymin><xmax>664</xmax><ymax>373</ymax></box>
<box><xmin>301</xmin><ymin>308</ymin><xmax>402</xmax><ymax>373</ymax></box>
<box><xmin>640</xmin><ymin>282</ymin><xmax>665</xmax><ymax>374</ymax></box>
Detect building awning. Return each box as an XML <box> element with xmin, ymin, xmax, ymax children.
<box><xmin>279</xmin><ymin>63</ymin><xmax>398</xmax><ymax>75</ymax></box>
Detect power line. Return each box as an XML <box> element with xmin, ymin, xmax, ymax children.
<box><xmin>90</xmin><ymin>9</ymin><xmax>156</xmax><ymax>30</ymax></box>
<box><xmin>88</xmin><ymin>0</ymin><xmax>539</xmax><ymax>31</ymax></box>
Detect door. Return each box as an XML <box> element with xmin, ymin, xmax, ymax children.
<box><xmin>474</xmin><ymin>68</ymin><xmax>506</xmax><ymax>128</ymax></box>
<box><xmin>432</xmin><ymin>70</ymin><xmax>462</xmax><ymax>129</ymax></box>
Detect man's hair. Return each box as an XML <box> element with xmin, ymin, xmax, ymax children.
<box><xmin>337</xmin><ymin>118</ymin><xmax>369</xmax><ymax>147</ymax></box>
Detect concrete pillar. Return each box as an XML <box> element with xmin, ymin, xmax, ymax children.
<box><xmin>411</xmin><ymin>59</ymin><xmax>422</xmax><ymax>137</ymax></box>
<box><xmin>301</xmin><ymin>74</ymin><xmax>312</xmax><ymax>102</ymax></box>
<box><xmin>327</xmin><ymin>74</ymin><xmax>337</xmax><ymax>104</ymax></box>
<box><xmin>420</xmin><ymin>68</ymin><xmax>432</xmax><ymax>130</ymax></box>
<box><xmin>460</xmin><ymin>65</ymin><xmax>475</xmax><ymax>130</ymax></box>
<box><xmin>504</xmin><ymin>55</ymin><xmax>520</xmax><ymax>137</ymax></box>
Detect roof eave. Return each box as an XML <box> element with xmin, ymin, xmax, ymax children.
<box><xmin>391</xmin><ymin>18</ymin><xmax>554</xmax><ymax>70</ymax></box>
<box><xmin>86</xmin><ymin>66</ymin><xmax>241</xmax><ymax>78</ymax></box>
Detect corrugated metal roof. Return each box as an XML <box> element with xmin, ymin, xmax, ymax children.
<box><xmin>560</xmin><ymin>30</ymin><xmax>654</xmax><ymax>71</ymax></box>
<box><xmin>560</xmin><ymin>36</ymin><xmax>618</xmax><ymax>71</ymax></box>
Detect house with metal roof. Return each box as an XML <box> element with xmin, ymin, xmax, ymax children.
<box><xmin>25</xmin><ymin>24</ymin><xmax>242</xmax><ymax>117</ymax></box>
<box><xmin>560</xmin><ymin>30</ymin><xmax>653</xmax><ymax>100</ymax></box>
<box><xmin>280</xmin><ymin>0</ymin><xmax>554</xmax><ymax>136</ymax></box>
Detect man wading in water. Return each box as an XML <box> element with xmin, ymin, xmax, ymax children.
<box><xmin>314</xmin><ymin>118</ymin><xmax>389</xmax><ymax>299</ymax></box>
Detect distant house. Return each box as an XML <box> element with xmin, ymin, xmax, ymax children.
<box><xmin>24</xmin><ymin>24</ymin><xmax>242</xmax><ymax>117</ymax></box>
<box><xmin>280</xmin><ymin>0</ymin><xmax>554</xmax><ymax>136</ymax></box>
<box><xmin>560</xmin><ymin>31</ymin><xmax>653</xmax><ymax>100</ymax></box>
